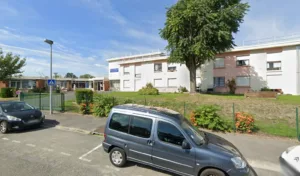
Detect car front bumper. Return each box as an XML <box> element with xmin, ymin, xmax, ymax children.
<box><xmin>279</xmin><ymin>156</ymin><xmax>299</xmax><ymax>176</ymax></box>
<box><xmin>8</xmin><ymin>117</ymin><xmax>44</xmax><ymax>129</ymax></box>
<box><xmin>227</xmin><ymin>165</ymin><xmax>257</xmax><ymax>176</ymax></box>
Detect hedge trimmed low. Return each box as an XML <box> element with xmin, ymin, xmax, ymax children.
<box><xmin>75</xmin><ymin>89</ymin><xmax>93</xmax><ymax>104</ymax></box>
<box><xmin>0</xmin><ymin>87</ymin><xmax>16</xmax><ymax>98</ymax></box>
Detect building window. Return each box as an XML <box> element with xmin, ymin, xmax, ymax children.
<box><xmin>154</xmin><ymin>79</ymin><xmax>163</xmax><ymax>87</ymax></box>
<box><xmin>214</xmin><ymin>58</ymin><xmax>225</xmax><ymax>68</ymax></box>
<box><xmin>154</xmin><ymin>63</ymin><xmax>162</xmax><ymax>72</ymax></box>
<box><xmin>123</xmin><ymin>80</ymin><xmax>130</xmax><ymax>88</ymax></box>
<box><xmin>135</xmin><ymin>74</ymin><xmax>141</xmax><ymax>78</ymax></box>
<box><xmin>124</xmin><ymin>66</ymin><xmax>130</xmax><ymax>75</ymax></box>
<box><xmin>236</xmin><ymin>60</ymin><xmax>249</xmax><ymax>66</ymax></box>
<box><xmin>168</xmin><ymin>64</ymin><xmax>176</xmax><ymax>72</ymax></box>
<box><xmin>129</xmin><ymin>116</ymin><xmax>153</xmax><ymax>138</ymax></box>
<box><xmin>214</xmin><ymin>77</ymin><xmax>225</xmax><ymax>87</ymax></box>
<box><xmin>267</xmin><ymin>61</ymin><xmax>281</xmax><ymax>71</ymax></box>
<box><xmin>236</xmin><ymin>76</ymin><xmax>250</xmax><ymax>87</ymax></box>
<box><xmin>168</xmin><ymin>78</ymin><xmax>177</xmax><ymax>87</ymax></box>
<box><xmin>135</xmin><ymin>65</ymin><xmax>141</xmax><ymax>78</ymax></box>
<box><xmin>157</xmin><ymin>121</ymin><xmax>185</xmax><ymax>146</ymax></box>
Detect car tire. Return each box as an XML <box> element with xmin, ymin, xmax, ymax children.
<box><xmin>200</xmin><ymin>168</ymin><xmax>225</xmax><ymax>176</ymax></box>
<box><xmin>0</xmin><ymin>121</ymin><xmax>9</xmax><ymax>134</ymax></box>
<box><xmin>109</xmin><ymin>147</ymin><xmax>127</xmax><ymax>167</ymax></box>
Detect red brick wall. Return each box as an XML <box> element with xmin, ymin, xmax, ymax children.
<box><xmin>0</xmin><ymin>81</ymin><xmax>8</xmax><ymax>89</ymax></box>
<box><xmin>36</xmin><ymin>80</ymin><xmax>45</xmax><ymax>89</ymax></box>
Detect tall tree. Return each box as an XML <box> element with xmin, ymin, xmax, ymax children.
<box><xmin>80</xmin><ymin>74</ymin><xmax>95</xmax><ymax>79</ymax></box>
<box><xmin>65</xmin><ymin>72</ymin><xmax>77</xmax><ymax>78</ymax></box>
<box><xmin>0</xmin><ymin>49</ymin><xmax>26</xmax><ymax>80</ymax></box>
<box><xmin>160</xmin><ymin>0</ymin><xmax>249</xmax><ymax>92</ymax></box>
<box><xmin>53</xmin><ymin>73</ymin><xmax>62</xmax><ymax>78</ymax></box>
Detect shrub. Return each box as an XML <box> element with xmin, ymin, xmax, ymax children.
<box><xmin>79</xmin><ymin>103</ymin><xmax>93</xmax><ymax>115</ymax></box>
<box><xmin>261</xmin><ymin>87</ymin><xmax>271</xmax><ymax>91</ymax></box>
<box><xmin>190</xmin><ymin>105</ymin><xmax>231</xmax><ymax>132</ymax></box>
<box><xmin>226</xmin><ymin>78</ymin><xmax>236</xmax><ymax>94</ymax></box>
<box><xmin>93</xmin><ymin>94</ymin><xmax>116</xmax><ymax>117</ymax></box>
<box><xmin>28</xmin><ymin>88</ymin><xmax>47</xmax><ymax>93</ymax></box>
<box><xmin>138</xmin><ymin>83</ymin><xmax>159</xmax><ymax>95</ymax></box>
<box><xmin>178</xmin><ymin>86</ymin><xmax>188</xmax><ymax>93</ymax></box>
<box><xmin>235</xmin><ymin>112</ymin><xmax>255</xmax><ymax>133</ymax></box>
<box><xmin>75</xmin><ymin>89</ymin><xmax>93</xmax><ymax>104</ymax></box>
<box><xmin>0</xmin><ymin>87</ymin><xmax>16</xmax><ymax>98</ymax></box>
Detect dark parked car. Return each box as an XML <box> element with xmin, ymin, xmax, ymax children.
<box><xmin>0</xmin><ymin>101</ymin><xmax>45</xmax><ymax>133</ymax></box>
<box><xmin>103</xmin><ymin>104</ymin><xmax>257</xmax><ymax>176</ymax></box>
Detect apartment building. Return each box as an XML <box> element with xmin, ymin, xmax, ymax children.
<box><xmin>107</xmin><ymin>52</ymin><xmax>201</xmax><ymax>92</ymax></box>
<box><xmin>207</xmin><ymin>40</ymin><xmax>300</xmax><ymax>95</ymax></box>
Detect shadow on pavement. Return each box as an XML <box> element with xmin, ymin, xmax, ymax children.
<box><xmin>13</xmin><ymin>119</ymin><xmax>60</xmax><ymax>133</ymax></box>
<box><xmin>125</xmin><ymin>162</ymin><xmax>179</xmax><ymax>176</ymax></box>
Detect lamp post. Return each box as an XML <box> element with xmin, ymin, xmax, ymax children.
<box><xmin>44</xmin><ymin>39</ymin><xmax>54</xmax><ymax>115</ymax></box>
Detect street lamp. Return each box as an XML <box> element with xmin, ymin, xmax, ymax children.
<box><xmin>44</xmin><ymin>39</ymin><xmax>54</xmax><ymax>115</ymax></box>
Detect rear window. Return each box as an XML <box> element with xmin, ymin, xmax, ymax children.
<box><xmin>109</xmin><ymin>113</ymin><xmax>130</xmax><ymax>133</ymax></box>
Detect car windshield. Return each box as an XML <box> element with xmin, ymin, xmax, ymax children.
<box><xmin>181</xmin><ymin>118</ymin><xmax>205</xmax><ymax>146</ymax></box>
<box><xmin>0</xmin><ymin>102</ymin><xmax>34</xmax><ymax>113</ymax></box>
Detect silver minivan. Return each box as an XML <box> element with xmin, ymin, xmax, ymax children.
<box><xmin>102</xmin><ymin>104</ymin><xmax>257</xmax><ymax>176</ymax></box>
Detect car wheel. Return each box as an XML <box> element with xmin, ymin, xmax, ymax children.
<box><xmin>109</xmin><ymin>147</ymin><xmax>127</xmax><ymax>167</ymax></box>
<box><xmin>0</xmin><ymin>121</ymin><xmax>9</xmax><ymax>134</ymax></box>
<box><xmin>200</xmin><ymin>168</ymin><xmax>225</xmax><ymax>176</ymax></box>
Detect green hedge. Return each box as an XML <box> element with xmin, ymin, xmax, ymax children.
<box><xmin>138</xmin><ymin>83</ymin><xmax>159</xmax><ymax>95</ymax></box>
<box><xmin>75</xmin><ymin>89</ymin><xmax>93</xmax><ymax>104</ymax></box>
<box><xmin>0</xmin><ymin>87</ymin><xmax>16</xmax><ymax>98</ymax></box>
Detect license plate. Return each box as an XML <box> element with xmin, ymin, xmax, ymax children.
<box><xmin>27</xmin><ymin>119</ymin><xmax>40</xmax><ymax>124</ymax></box>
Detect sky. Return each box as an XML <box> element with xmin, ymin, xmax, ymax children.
<box><xmin>0</xmin><ymin>0</ymin><xmax>300</xmax><ymax>78</ymax></box>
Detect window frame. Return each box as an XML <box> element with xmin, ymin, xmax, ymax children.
<box><xmin>128</xmin><ymin>115</ymin><xmax>153</xmax><ymax>139</ymax></box>
<box><xmin>267</xmin><ymin>61</ymin><xmax>281</xmax><ymax>71</ymax></box>
<box><xmin>167</xmin><ymin>78</ymin><xmax>177</xmax><ymax>88</ymax></box>
<box><xmin>154</xmin><ymin>63</ymin><xmax>162</xmax><ymax>72</ymax></box>
<box><xmin>123</xmin><ymin>66</ymin><xmax>130</xmax><ymax>75</ymax></box>
<box><xmin>154</xmin><ymin>78</ymin><xmax>163</xmax><ymax>88</ymax></box>
<box><xmin>167</xmin><ymin>64</ymin><xmax>177</xmax><ymax>72</ymax></box>
<box><xmin>213</xmin><ymin>77</ymin><xmax>225</xmax><ymax>87</ymax></box>
<box><xmin>236</xmin><ymin>59</ymin><xmax>250</xmax><ymax>67</ymax></box>
<box><xmin>108</xmin><ymin>113</ymin><xmax>131</xmax><ymax>134</ymax></box>
<box><xmin>236</xmin><ymin>76</ymin><xmax>250</xmax><ymax>87</ymax></box>
<box><xmin>123</xmin><ymin>80</ymin><xmax>130</xmax><ymax>88</ymax></box>
<box><xmin>156</xmin><ymin>120</ymin><xmax>187</xmax><ymax>148</ymax></box>
<box><xmin>214</xmin><ymin>58</ymin><xmax>225</xmax><ymax>68</ymax></box>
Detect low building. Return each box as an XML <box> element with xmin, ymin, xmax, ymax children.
<box><xmin>107</xmin><ymin>52</ymin><xmax>202</xmax><ymax>92</ymax></box>
<box><xmin>0</xmin><ymin>76</ymin><xmax>110</xmax><ymax>92</ymax></box>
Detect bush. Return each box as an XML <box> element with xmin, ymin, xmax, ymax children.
<box><xmin>235</xmin><ymin>112</ymin><xmax>255</xmax><ymax>133</ymax></box>
<box><xmin>93</xmin><ymin>94</ymin><xmax>116</xmax><ymax>117</ymax></box>
<box><xmin>226</xmin><ymin>78</ymin><xmax>236</xmax><ymax>94</ymax></box>
<box><xmin>80</xmin><ymin>103</ymin><xmax>93</xmax><ymax>115</ymax></box>
<box><xmin>261</xmin><ymin>87</ymin><xmax>271</xmax><ymax>91</ymax></box>
<box><xmin>190</xmin><ymin>105</ymin><xmax>231</xmax><ymax>132</ymax></box>
<box><xmin>75</xmin><ymin>89</ymin><xmax>93</xmax><ymax>104</ymax></box>
<box><xmin>28</xmin><ymin>87</ymin><xmax>47</xmax><ymax>93</ymax></box>
<box><xmin>0</xmin><ymin>87</ymin><xmax>16</xmax><ymax>98</ymax></box>
<box><xmin>138</xmin><ymin>83</ymin><xmax>159</xmax><ymax>95</ymax></box>
<box><xmin>178</xmin><ymin>86</ymin><xmax>188</xmax><ymax>93</ymax></box>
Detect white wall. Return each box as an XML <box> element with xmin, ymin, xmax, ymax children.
<box><xmin>249</xmin><ymin>51</ymin><xmax>267</xmax><ymax>91</ymax></box>
<box><xmin>280</xmin><ymin>46</ymin><xmax>297</xmax><ymax>94</ymax></box>
<box><xmin>108</xmin><ymin>61</ymin><xmax>121</xmax><ymax>80</ymax></box>
<box><xmin>199</xmin><ymin>61</ymin><xmax>214</xmax><ymax>91</ymax></box>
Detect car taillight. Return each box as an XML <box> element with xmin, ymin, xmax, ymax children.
<box><xmin>103</xmin><ymin>133</ymin><xmax>107</xmax><ymax>141</ymax></box>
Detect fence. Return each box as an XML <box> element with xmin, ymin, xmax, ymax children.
<box><xmin>19</xmin><ymin>92</ymin><xmax>65</xmax><ymax>111</ymax></box>
<box><xmin>105</xmin><ymin>96</ymin><xmax>300</xmax><ymax>141</ymax></box>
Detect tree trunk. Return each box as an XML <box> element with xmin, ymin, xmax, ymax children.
<box><xmin>186</xmin><ymin>59</ymin><xmax>197</xmax><ymax>93</ymax></box>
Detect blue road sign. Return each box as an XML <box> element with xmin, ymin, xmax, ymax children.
<box><xmin>47</xmin><ymin>79</ymin><xmax>56</xmax><ymax>86</ymax></box>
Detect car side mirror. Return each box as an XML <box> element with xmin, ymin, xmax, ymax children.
<box><xmin>182</xmin><ymin>139</ymin><xmax>191</xmax><ymax>150</ymax></box>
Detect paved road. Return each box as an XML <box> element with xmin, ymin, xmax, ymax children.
<box><xmin>0</xmin><ymin>126</ymin><xmax>286</xmax><ymax>176</ymax></box>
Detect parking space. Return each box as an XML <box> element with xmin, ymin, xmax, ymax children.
<box><xmin>0</xmin><ymin>126</ymin><xmax>285</xmax><ymax>176</ymax></box>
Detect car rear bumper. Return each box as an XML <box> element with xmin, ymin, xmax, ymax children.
<box><xmin>279</xmin><ymin>156</ymin><xmax>299</xmax><ymax>176</ymax></box>
<box><xmin>102</xmin><ymin>142</ymin><xmax>111</xmax><ymax>153</ymax></box>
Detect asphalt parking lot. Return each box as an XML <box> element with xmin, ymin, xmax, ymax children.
<box><xmin>0</xmin><ymin>126</ymin><xmax>285</xmax><ymax>176</ymax></box>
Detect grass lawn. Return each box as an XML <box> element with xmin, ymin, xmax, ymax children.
<box><xmin>0</xmin><ymin>97</ymin><xmax>18</xmax><ymax>101</ymax></box>
<box><xmin>65</xmin><ymin>100</ymin><xmax>80</xmax><ymax>113</ymax></box>
<box><xmin>100</xmin><ymin>92</ymin><xmax>300</xmax><ymax>138</ymax></box>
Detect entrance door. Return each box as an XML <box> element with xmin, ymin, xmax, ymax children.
<box><xmin>152</xmin><ymin>120</ymin><xmax>195</xmax><ymax>175</ymax></box>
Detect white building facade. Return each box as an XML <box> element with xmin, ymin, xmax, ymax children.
<box><xmin>107</xmin><ymin>52</ymin><xmax>200</xmax><ymax>92</ymax></box>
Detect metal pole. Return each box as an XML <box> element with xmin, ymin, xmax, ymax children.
<box><xmin>233</xmin><ymin>103</ymin><xmax>236</xmax><ymax>132</ymax></box>
<box><xmin>296</xmin><ymin>107</ymin><xmax>299</xmax><ymax>141</ymax></box>
<box><xmin>50</xmin><ymin>44</ymin><xmax>53</xmax><ymax>114</ymax></box>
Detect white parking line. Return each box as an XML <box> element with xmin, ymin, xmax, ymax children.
<box><xmin>42</xmin><ymin>148</ymin><xmax>53</xmax><ymax>152</ymax></box>
<box><xmin>2</xmin><ymin>138</ymin><xmax>9</xmax><ymax>140</ymax></box>
<box><xmin>26</xmin><ymin>144</ymin><xmax>36</xmax><ymax>147</ymax></box>
<box><xmin>79</xmin><ymin>144</ymin><xmax>102</xmax><ymax>162</ymax></box>
<box><xmin>60</xmin><ymin>152</ymin><xmax>71</xmax><ymax>156</ymax></box>
<box><xmin>12</xmin><ymin>140</ymin><xmax>20</xmax><ymax>143</ymax></box>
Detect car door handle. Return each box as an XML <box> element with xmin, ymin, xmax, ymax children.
<box><xmin>147</xmin><ymin>140</ymin><xmax>154</xmax><ymax>146</ymax></box>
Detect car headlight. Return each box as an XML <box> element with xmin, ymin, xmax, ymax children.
<box><xmin>7</xmin><ymin>115</ymin><xmax>22</xmax><ymax>121</ymax></box>
<box><xmin>285</xmin><ymin>146</ymin><xmax>297</xmax><ymax>154</ymax></box>
<box><xmin>231</xmin><ymin>157</ymin><xmax>247</xmax><ymax>169</ymax></box>
<box><xmin>41</xmin><ymin>112</ymin><xmax>45</xmax><ymax>118</ymax></box>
